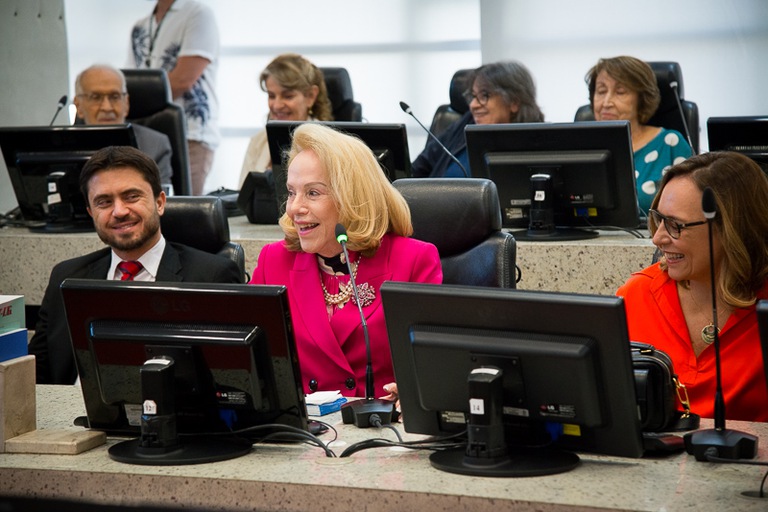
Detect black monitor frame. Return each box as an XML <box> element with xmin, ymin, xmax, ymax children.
<box><xmin>0</xmin><ymin>125</ymin><xmax>138</xmax><ymax>232</ymax></box>
<box><xmin>466</xmin><ymin>121</ymin><xmax>639</xmax><ymax>241</ymax></box>
<box><xmin>61</xmin><ymin>279</ymin><xmax>307</xmax><ymax>465</ymax></box>
<box><xmin>707</xmin><ymin>116</ymin><xmax>768</xmax><ymax>174</ymax></box>
<box><xmin>758</xmin><ymin>300</ymin><xmax>768</xmax><ymax>397</ymax></box>
<box><xmin>266</xmin><ymin>120</ymin><xmax>411</xmax><ymax>206</ymax></box>
<box><xmin>381</xmin><ymin>281</ymin><xmax>644</xmax><ymax>476</ymax></box>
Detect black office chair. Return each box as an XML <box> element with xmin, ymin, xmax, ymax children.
<box><xmin>122</xmin><ymin>68</ymin><xmax>193</xmax><ymax>195</ymax></box>
<box><xmin>575</xmin><ymin>61</ymin><xmax>700</xmax><ymax>154</ymax></box>
<box><xmin>161</xmin><ymin>196</ymin><xmax>246</xmax><ymax>282</ymax></box>
<box><xmin>393</xmin><ymin>178</ymin><xmax>517</xmax><ymax>288</ymax></box>
<box><xmin>320</xmin><ymin>67</ymin><xmax>362</xmax><ymax>122</ymax></box>
<box><xmin>429</xmin><ymin>68</ymin><xmax>473</xmax><ymax>138</ymax></box>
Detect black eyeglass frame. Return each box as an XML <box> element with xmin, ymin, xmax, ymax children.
<box><xmin>648</xmin><ymin>209</ymin><xmax>707</xmax><ymax>239</ymax></box>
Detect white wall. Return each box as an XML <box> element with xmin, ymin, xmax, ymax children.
<box><xmin>479</xmin><ymin>0</ymin><xmax>768</xmax><ymax>151</ymax></box>
<box><xmin>5</xmin><ymin>0</ymin><xmax>766</xmax><ymax>207</ymax></box>
<box><xmin>62</xmin><ymin>0</ymin><xmax>482</xmax><ymax>193</ymax></box>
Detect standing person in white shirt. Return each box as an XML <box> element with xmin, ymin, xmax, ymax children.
<box><xmin>128</xmin><ymin>0</ymin><xmax>220</xmax><ymax>195</ymax></box>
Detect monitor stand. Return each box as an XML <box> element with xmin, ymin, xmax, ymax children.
<box><xmin>108</xmin><ymin>355</ymin><xmax>252</xmax><ymax>466</ymax></box>
<box><xmin>510</xmin><ymin>227</ymin><xmax>599</xmax><ymax>242</ymax></box>
<box><xmin>429</xmin><ymin>366</ymin><xmax>580</xmax><ymax>477</ymax></box>
<box><xmin>108</xmin><ymin>436</ymin><xmax>252</xmax><ymax>466</ymax></box>
<box><xmin>28</xmin><ymin>220</ymin><xmax>94</xmax><ymax>233</ymax></box>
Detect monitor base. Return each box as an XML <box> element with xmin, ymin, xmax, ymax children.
<box><xmin>108</xmin><ymin>435</ymin><xmax>252</xmax><ymax>466</ymax></box>
<box><xmin>430</xmin><ymin>446</ymin><xmax>579</xmax><ymax>477</ymax></box>
<box><xmin>510</xmin><ymin>227</ymin><xmax>600</xmax><ymax>241</ymax></box>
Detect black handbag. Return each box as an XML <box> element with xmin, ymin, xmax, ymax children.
<box><xmin>631</xmin><ymin>341</ymin><xmax>700</xmax><ymax>432</ymax></box>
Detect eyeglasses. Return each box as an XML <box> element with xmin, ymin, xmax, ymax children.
<box><xmin>462</xmin><ymin>90</ymin><xmax>492</xmax><ymax>106</ymax></box>
<box><xmin>648</xmin><ymin>209</ymin><xmax>707</xmax><ymax>239</ymax></box>
<box><xmin>78</xmin><ymin>92</ymin><xmax>126</xmax><ymax>104</ymax></box>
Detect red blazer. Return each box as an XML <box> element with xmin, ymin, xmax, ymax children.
<box><xmin>617</xmin><ymin>263</ymin><xmax>768</xmax><ymax>422</ymax></box>
<box><xmin>250</xmin><ymin>233</ymin><xmax>442</xmax><ymax>397</ymax></box>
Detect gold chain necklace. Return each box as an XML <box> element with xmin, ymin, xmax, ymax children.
<box><xmin>687</xmin><ymin>286</ymin><xmax>720</xmax><ymax>345</ymax></box>
<box><xmin>321</xmin><ymin>260</ymin><xmax>359</xmax><ymax>308</ymax></box>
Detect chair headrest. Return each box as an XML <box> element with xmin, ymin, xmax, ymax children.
<box><xmin>449</xmin><ymin>69</ymin><xmax>473</xmax><ymax>115</ymax></box>
<box><xmin>320</xmin><ymin>67</ymin><xmax>354</xmax><ymax>107</ymax></box>
<box><xmin>393</xmin><ymin>178</ymin><xmax>502</xmax><ymax>256</ymax></box>
<box><xmin>649</xmin><ymin>61</ymin><xmax>685</xmax><ymax>118</ymax></box>
<box><xmin>121</xmin><ymin>69</ymin><xmax>173</xmax><ymax>118</ymax></box>
<box><xmin>161</xmin><ymin>196</ymin><xmax>231</xmax><ymax>253</ymax></box>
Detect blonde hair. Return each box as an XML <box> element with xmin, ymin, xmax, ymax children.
<box><xmin>279</xmin><ymin>123</ymin><xmax>412</xmax><ymax>256</ymax></box>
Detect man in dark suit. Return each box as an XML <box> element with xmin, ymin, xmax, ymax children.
<box><xmin>74</xmin><ymin>64</ymin><xmax>174</xmax><ymax>192</ymax></box>
<box><xmin>28</xmin><ymin>146</ymin><xmax>242</xmax><ymax>384</ymax></box>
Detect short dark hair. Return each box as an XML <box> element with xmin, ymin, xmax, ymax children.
<box><xmin>79</xmin><ymin>146</ymin><xmax>162</xmax><ymax>203</ymax></box>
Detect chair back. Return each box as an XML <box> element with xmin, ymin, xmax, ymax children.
<box><xmin>122</xmin><ymin>68</ymin><xmax>192</xmax><ymax>195</ymax></box>
<box><xmin>575</xmin><ymin>61</ymin><xmax>700</xmax><ymax>153</ymax></box>
<box><xmin>429</xmin><ymin>68</ymin><xmax>473</xmax><ymax>137</ymax></box>
<box><xmin>161</xmin><ymin>196</ymin><xmax>246</xmax><ymax>282</ymax></box>
<box><xmin>393</xmin><ymin>178</ymin><xmax>516</xmax><ymax>288</ymax></box>
<box><xmin>320</xmin><ymin>67</ymin><xmax>363</xmax><ymax>122</ymax></box>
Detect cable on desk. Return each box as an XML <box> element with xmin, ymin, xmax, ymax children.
<box><xmin>705</xmin><ymin>453</ymin><xmax>768</xmax><ymax>498</ymax></box>
<box><xmin>184</xmin><ymin>423</ymin><xmax>337</xmax><ymax>458</ymax></box>
<box><xmin>339</xmin><ymin>430</ymin><xmax>468</xmax><ymax>458</ymax></box>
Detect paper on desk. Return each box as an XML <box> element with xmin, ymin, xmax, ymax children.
<box><xmin>305</xmin><ymin>390</ymin><xmax>343</xmax><ymax>405</ymax></box>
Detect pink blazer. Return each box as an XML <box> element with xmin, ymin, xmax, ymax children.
<box><xmin>250</xmin><ymin>233</ymin><xmax>442</xmax><ymax>397</ymax></box>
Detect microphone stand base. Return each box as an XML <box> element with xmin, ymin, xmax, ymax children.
<box><xmin>683</xmin><ymin>428</ymin><xmax>758</xmax><ymax>461</ymax></box>
<box><xmin>340</xmin><ymin>398</ymin><xmax>395</xmax><ymax>428</ymax></box>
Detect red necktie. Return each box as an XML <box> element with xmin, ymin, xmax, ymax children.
<box><xmin>117</xmin><ymin>261</ymin><xmax>143</xmax><ymax>281</ymax></box>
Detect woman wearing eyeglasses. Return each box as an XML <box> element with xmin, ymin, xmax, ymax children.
<box><xmin>617</xmin><ymin>151</ymin><xmax>768</xmax><ymax>422</ymax></box>
<box><xmin>411</xmin><ymin>60</ymin><xmax>544</xmax><ymax>178</ymax></box>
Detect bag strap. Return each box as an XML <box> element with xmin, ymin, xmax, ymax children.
<box><xmin>667</xmin><ymin>377</ymin><xmax>701</xmax><ymax>431</ymax></box>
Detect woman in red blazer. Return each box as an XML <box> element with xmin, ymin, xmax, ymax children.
<box><xmin>250</xmin><ymin>123</ymin><xmax>442</xmax><ymax>398</ymax></box>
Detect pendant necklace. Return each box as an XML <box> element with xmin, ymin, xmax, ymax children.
<box><xmin>687</xmin><ymin>286</ymin><xmax>720</xmax><ymax>345</ymax></box>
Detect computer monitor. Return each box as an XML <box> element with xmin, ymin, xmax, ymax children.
<box><xmin>757</xmin><ymin>300</ymin><xmax>768</xmax><ymax>397</ymax></box>
<box><xmin>266</xmin><ymin>120</ymin><xmax>411</xmax><ymax>205</ymax></box>
<box><xmin>61</xmin><ymin>279</ymin><xmax>307</xmax><ymax>466</ymax></box>
<box><xmin>466</xmin><ymin>121</ymin><xmax>639</xmax><ymax>241</ymax></box>
<box><xmin>707</xmin><ymin>116</ymin><xmax>768</xmax><ymax>174</ymax></box>
<box><xmin>381</xmin><ymin>281</ymin><xmax>644</xmax><ymax>477</ymax></box>
<box><xmin>0</xmin><ymin>125</ymin><xmax>137</xmax><ymax>232</ymax></box>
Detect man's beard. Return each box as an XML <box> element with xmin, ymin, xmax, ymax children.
<box><xmin>95</xmin><ymin>212</ymin><xmax>161</xmax><ymax>253</ymax></box>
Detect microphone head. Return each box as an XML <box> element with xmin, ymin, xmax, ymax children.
<box><xmin>57</xmin><ymin>95</ymin><xmax>68</xmax><ymax>107</ymax></box>
<box><xmin>335</xmin><ymin>223</ymin><xmax>348</xmax><ymax>244</ymax></box>
<box><xmin>702</xmin><ymin>187</ymin><xmax>717</xmax><ymax>220</ymax></box>
<box><xmin>399</xmin><ymin>101</ymin><xmax>412</xmax><ymax>115</ymax></box>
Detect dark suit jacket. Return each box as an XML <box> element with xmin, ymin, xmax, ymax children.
<box><xmin>133</xmin><ymin>123</ymin><xmax>173</xmax><ymax>187</ymax></box>
<box><xmin>28</xmin><ymin>242</ymin><xmax>242</xmax><ymax>384</ymax></box>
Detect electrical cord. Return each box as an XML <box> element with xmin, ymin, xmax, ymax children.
<box><xmin>705</xmin><ymin>450</ymin><xmax>768</xmax><ymax>499</ymax></box>
<box><xmin>340</xmin><ymin>430</ymin><xmax>468</xmax><ymax>458</ymax></box>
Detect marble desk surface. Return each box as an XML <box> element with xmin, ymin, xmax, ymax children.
<box><xmin>1</xmin><ymin>384</ymin><xmax>767</xmax><ymax>512</ymax></box>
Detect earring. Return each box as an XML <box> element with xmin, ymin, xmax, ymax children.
<box><xmin>308</xmin><ymin>106</ymin><xmax>314</xmax><ymax>117</ymax></box>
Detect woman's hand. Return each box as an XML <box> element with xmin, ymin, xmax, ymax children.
<box><xmin>382</xmin><ymin>382</ymin><xmax>401</xmax><ymax>420</ymax></box>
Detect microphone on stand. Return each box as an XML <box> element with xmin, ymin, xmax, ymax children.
<box><xmin>399</xmin><ymin>101</ymin><xmax>469</xmax><ymax>177</ymax></box>
<box><xmin>668</xmin><ymin>82</ymin><xmax>696</xmax><ymax>153</ymax></box>
<box><xmin>683</xmin><ymin>187</ymin><xmax>757</xmax><ymax>461</ymax></box>
<box><xmin>336</xmin><ymin>224</ymin><xmax>396</xmax><ymax>428</ymax></box>
<box><xmin>49</xmin><ymin>95</ymin><xmax>68</xmax><ymax>126</ymax></box>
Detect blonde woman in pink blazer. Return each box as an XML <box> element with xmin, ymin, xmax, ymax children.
<box><xmin>250</xmin><ymin>123</ymin><xmax>442</xmax><ymax>398</ymax></box>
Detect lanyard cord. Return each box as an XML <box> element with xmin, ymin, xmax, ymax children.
<box><xmin>145</xmin><ymin>1</ymin><xmax>175</xmax><ymax>67</ymax></box>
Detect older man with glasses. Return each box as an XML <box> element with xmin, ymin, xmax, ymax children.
<box><xmin>74</xmin><ymin>64</ymin><xmax>174</xmax><ymax>192</ymax></box>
